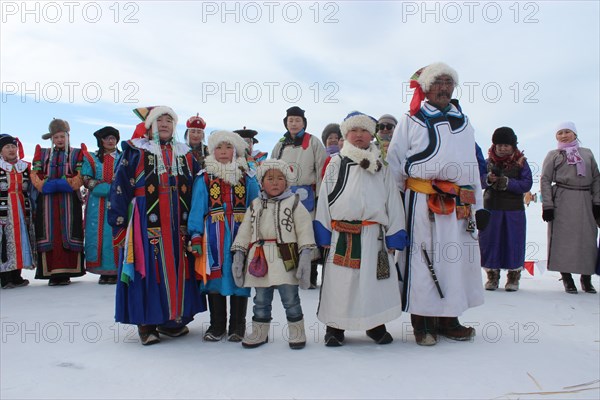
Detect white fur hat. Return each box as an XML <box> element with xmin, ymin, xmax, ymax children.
<box><xmin>144</xmin><ymin>106</ymin><xmax>178</xmax><ymax>129</ymax></box>
<box><xmin>257</xmin><ymin>159</ymin><xmax>295</xmax><ymax>184</ymax></box>
<box><xmin>555</xmin><ymin>121</ymin><xmax>578</xmax><ymax>135</ymax></box>
<box><xmin>207</xmin><ymin>130</ymin><xmax>248</xmax><ymax>156</ymax></box>
<box><xmin>416</xmin><ymin>62</ymin><xmax>459</xmax><ymax>92</ymax></box>
<box><xmin>340</xmin><ymin>111</ymin><xmax>377</xmax><ymax>138</ymax></box>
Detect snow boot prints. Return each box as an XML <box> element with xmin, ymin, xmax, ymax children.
<box><xmin>505</xmin><ymin>270</ymin><xmax>521</xmax><ymax>292</ymax></box>
<box><xmin>484</xmin><ymin>269</ymin><xmax>500</xmax><ymax>291</ymax></box>
<box><xmin>242</xmin><ymin>320</ymin><xmax>270</xmax><ymax>348</ymax></box>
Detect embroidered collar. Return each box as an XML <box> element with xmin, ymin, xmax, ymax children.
<box><xmin>0</xmin><ymin>159</ymin><xmax>29</xmax><ymax>173</ymax></box>
<box><xmin>259</xmin><ymin>188</ymin><xmax>294</xmax><ymax>201</ymax></box>
<box><xmin>203</xmin><ymin>155</ymin><xmax>248</xmax><ymax>186</ymax></box>
<box><xmin>340</xmin><ymin>142</ymin><xmax>382</xmax><ymax>174</ymax></box>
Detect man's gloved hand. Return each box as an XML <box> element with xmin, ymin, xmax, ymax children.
<box><xmin>296</xmin><ymin>249</ymin><xmax>312</xmax><ymax>290</ymax></box>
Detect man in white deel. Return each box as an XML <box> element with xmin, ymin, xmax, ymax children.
<box><xmin>387</xmin><ymin>62</ymin><xmax>490</xmax><ymax>346</ymax></box>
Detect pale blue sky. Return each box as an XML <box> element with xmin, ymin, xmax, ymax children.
<box><xmin>1</xmin><ymin>0</ymin><xmax>598</xmax><ymax>180</ymax></box>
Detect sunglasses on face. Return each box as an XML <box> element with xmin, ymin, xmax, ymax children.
<box><xmin>378</xmin><ymin>123</ymin><xmax>395</xmax><ymax>131</ymax></box>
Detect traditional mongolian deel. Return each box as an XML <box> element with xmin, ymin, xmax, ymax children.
<box><xmin>31</xmin><ymin>144</ymin><xmax>85</xmax><ymax>280</ymax></box>
<box><xmin>82</xmin><ymin>147</ymin><xmax>120</xmax><ymax>275</ymax></box>
<box><xmin>314</xmin><ymin>141</ymin><xmax>408</xmax><ymax>331</ymax></box>
<box><xmin>541</xmin><ymin>143</ymin><xmax>600</xmax><ymax>275</ymax></box>
<box><xmin>0</xmin><ymin>157</ymin><xmax>36</xmax><ymax>273</ymax></box>
<box><xmin>187</xmin><ymin>154</ymin><xmax>259</xmax><ymax>296</ymax></box>
<box><xmin>479</xmin><ymin>145</ymin><xmax>533</xmax><ymax>270</ymax></box>
<box><xmin>108</xmin><ymin>136</ymin><xmax>206</xmax><ymax>325</ymax></box>
<box><xmin>387</xmin><ymin>101</ymin><xmax>485</xmax><ymax>317</ymax></box>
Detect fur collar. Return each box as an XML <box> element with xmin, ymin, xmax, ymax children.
<box><xmin>0</xmin><ymin>158</ymin><xmax>29</xmax><ymax>173</ymax></box>
<box><xmin>340</xmin><ymin>141</ymin><xmax>382</xmax><ymax>174</ymax></box>
<box><xmin>204</xmin><ymin>155</ymin><xmax>248</xmax><ymax>186</ymax></box>
<box><xmin>130</xmin><ymin>137</ymin><xmax>190</xmax><ymax>158</ymax></box>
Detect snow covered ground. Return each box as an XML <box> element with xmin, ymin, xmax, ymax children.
<box><xmin>1</xmin><ymin>202</ymin><xmax>599</xmax><ymax>400</ymax></box>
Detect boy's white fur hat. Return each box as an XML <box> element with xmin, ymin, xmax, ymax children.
<box><xmin>207</xmin><ymin>130</ymin><xmax>248</xmax><ymax>156</ymax></box>
<box><xmin>340</xmin><ymin>111</ymin><xmax>377</xmax><ymax>138</ymax></box>
<box><xmin>257</xmin><ymin>159</ymin><xmax>296</xmax><ymax>184</ymax></box>
<box><xmin>416</xmin><ymin>62</ymin><xmax>459</xmax><ymax>92</ymax></box>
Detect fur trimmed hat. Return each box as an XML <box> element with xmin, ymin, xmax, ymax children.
<box><xmin>207</xmin><ymin>130</ymin><xmax>248</xmax><ymax>156</ymax></box>
<box><xmin>42</xmin><ymin>118</ymin><xmax>70</xmax><ymax>140</ymax></box>
<box><xmin>492</xmin><ymin>127</ymin><xmax>518</xmax><ymax>147</ymax></box>
<box><xmin>340</xmin><ymin>111</ymin><xmax>377</xmax><ymax>138</ymax></box>
<box><xmin>321</xmin><ymin>123</ymin><xmax>341</xmax><ymax>145</ymax></box>
<box><xmin>283</xmin><ymin>106</ymin><xmax>307</xmax><ymax>130</ymax></box>
<box><xmin>256</xmin><ymin>159</ymin><xmax>295</xmax><ymax>185</ymax></box>
<box><xmin>186</xmin><ymin>114</ymin><xmax>206</xmax><ymax>129</ymax></box>
<box><xmin>144</xmin><ymin>106</ymin><xmax>178</xmax><ymax>129</ymax></box>
<box><xmin>415</xmin><ymin>62</ymin><xmax>459</xmax><ymax>93</ymax></box>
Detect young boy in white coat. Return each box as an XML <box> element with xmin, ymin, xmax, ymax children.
<box><xmin>232</xmin><ymin>159</ymin><xmax>316</xmax><ymax>349</ymax></box>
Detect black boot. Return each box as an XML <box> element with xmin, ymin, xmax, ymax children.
<box><xmin>366</xmin><ymin>324</ymin><xmax>393</xmax><ymax>345</ymax></box>
<box><xmin>324</xmin><ymin>326</ymin><xmax>345</xmax><ymax>347</ymax></box>
<box><xmin>560</xmin><ymin>273</ymin><xmax>577</xmax><ymax>294</ymax></box>
<box><xmin>11</xmin><ymin>270</ymin><xmax>29</xmax><ymax>288</ymax></box>
<box><xmin>580</xmin><ymin>275</ymin><xmax>597</xmax><ymax>294</ymax></box>
<box><xmin>204</xmin><ymin>293</ymin><xmax>227</xmax><ymax>341</ymax></box>
<box><xmin>228</xmin><ymin>295</ymin><xmax>248</xmax><ymax>342</ymax></box>
<box><xmin>411</xmin><ymin>314</ymin><xmax>438</xmax><ymax>346</ymax></box>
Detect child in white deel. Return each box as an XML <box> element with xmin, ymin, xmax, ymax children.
<box><xmin>231</xmin><ymin>159</ymin><xmax>316</xmax><ymax>349</ymax></box>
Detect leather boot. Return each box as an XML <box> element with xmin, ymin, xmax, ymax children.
<box><xmin>204</xmin><ymin>293</ymin><xmax>227</xmax><ymax>341</ymax></box>
<box><xmin>138</xmin><ymin>325</ymin><xmax>160</xmax><ymax>346</ymax></box>
<box><xmin>411</xmin><ymin>314</ymin><xmax>437</xmax><ymax>346</ymax></box>
<box><xmin>228</xmin><ymin>295</ymin><xmax>248</xmax><ymax>342</ymax></box>
<box><xmin>505</xmin><ymin>270</ymin><xmax>521</xmax><ymax>292</ymax></box>
<box><xmin>437</xmin><ymin>317</ymin><xmax>475</xmax><ymax>341</ymax></box>
<box><xmin>580</xmin><ymin>275</ymin><xmax>597</xmax><ymax>294</ymax></box>
<box><xmin>242</xmin><ymin>319</ymin><xmax>270</xmax><ymax>348</ymax></box>
<box><xmin>484</xmin><ymin>269</ymin><xmax>500</xmax><ymax>291</ymax></box>
<box><xmin>560</xmin><ymin>273</ymin><xmax>577</xmax><ymax>294</ymax></box>
<box><xmin>366</xmin><ymin>324</ymin><xmax>393</xmax><ymax>345</ymax></box>
<box><xmin>287</xmin><ymin>318</ymin><xmax>307</xmax><ymax>349</ymax></box>
<box><xmin>324</xmin><ymin>326</ymin><xmax>345</xmax><ymax>347</ymax></box>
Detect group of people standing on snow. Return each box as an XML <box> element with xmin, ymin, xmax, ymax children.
<box><xmin>1</xmin><ymin>62</ymin><xmax>598</xmax><ymax>348</ymax></box>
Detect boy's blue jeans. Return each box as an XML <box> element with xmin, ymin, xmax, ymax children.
<box><xmin>252</xmin><ymin>284</ymin><xmax>303</xmax><ymax>323</ymax></box>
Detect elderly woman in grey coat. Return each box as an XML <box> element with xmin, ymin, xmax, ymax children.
<box><xmin>541</xmin><ymin>121</ymin><xmax>600</xmax><ymax>294</ymax></box>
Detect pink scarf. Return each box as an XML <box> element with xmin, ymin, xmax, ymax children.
<box><xmin>557</xmin><ymin>140</ymin><xmax>585</xmax><ymax>177</ymax></box>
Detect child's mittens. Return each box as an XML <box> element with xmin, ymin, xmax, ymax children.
<box><xmin>232</xmin><ymin>251</ymin><xmax>245</xmax><ymax>287</ymax></box>
<box><xmin>296</xmin><ymin>249</ymin><xmax>312</xmax><ymax>290</ymax></box>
